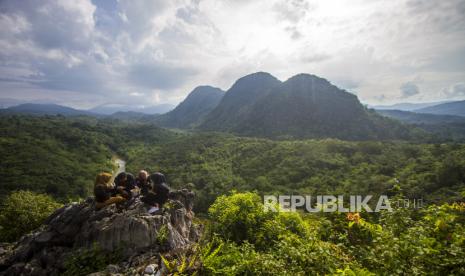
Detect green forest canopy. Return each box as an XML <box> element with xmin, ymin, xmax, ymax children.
<box><xmin>1</xmin><ymin>115</ymin><xmax>464</xmax><ymax>212</ymax></box>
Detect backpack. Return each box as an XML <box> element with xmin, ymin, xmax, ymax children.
<box><xmin>94</xmin><ymin>184</ymin><xmax>110</xmax><ymax>203</ymax></box>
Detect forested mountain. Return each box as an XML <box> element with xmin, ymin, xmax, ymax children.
<box><xmin>155</xmin><ymin>86</ymin><xmax>224</xmax><ymax>128</ymax></box>
<box><xmin>199</xmin><ymin>72</ymin><xmax>281</xmax><ymax>131</ymax></box>
<box><xmin>200</xmin><ymin>73</ymin><xmax>418</xmax><ymax>140</ymax></box>
<box><xmin>415</xmin><ymin>100</ymin><xmax>465</xmax><ymax>117</ymax></box>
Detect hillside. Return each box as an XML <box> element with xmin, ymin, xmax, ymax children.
<box><xmin>155</xmin><ymin>86</ymin><xmax>224</xmax><ymax>128</ymax></box>
<box><xmin>0</xmin><ymin>115</ymin><xmax>175</xmax><ymax>200</ymax></box>
<box><xmin>200</xmin><ymin>72</ymin><xmax>281</xmax><ymax>132</ymax></box>
<box><xmin>200</xmin><ymin>73</ymin><xmax>417</xmax><ymax>140</ymax></box>
<box><xmin>415</xmin><ymin>100</ymin><xmax>465</xmax><ymax>116</ymax></box>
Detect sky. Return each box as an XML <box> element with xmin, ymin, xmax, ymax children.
<box><xmin>0</xmin><ymin>0</ymin><xmax>464</xmax><ymax>109</ymax></box>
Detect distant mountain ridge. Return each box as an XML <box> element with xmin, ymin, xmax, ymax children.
<box><xmin>88</xmin><ymin>103</ymin><xmax>174</xmax><ymax>115</ymax></box>
<box><xmin>372</xmin><ymin>101</ymin><xmax>451</xmax><ymax>111</ymax></box>
<box><xmin>376</xmin><ymin>109</ymin><xmax>465</xmax><ymax>124</ymax></box>
<box><xmin>6</xmin><ymin>72</ymin><xmax>463</xmax><ymax>141</ymax></box>
<box><xmin>0</xmin><ymin>103</ymin><xmax>174</xmax><ymax>118</ymax></box>
<box><xmin>415</xmin><ymin>100</ymin><xmax>465</xmax><ymax>117</ymax></box>
<box><xmin>376</xmin><ymin>109</ymin><xmax>465</xmax><ymax>140</ymax></box>
<box><xmin>0</xmin><ymin>103</ymin><xmax>97</xmax><ymax>116</ymax></box>
<box><xmin>155</xmin><ymin>86</ymin><xmax>224</xmax><ymax>128</ymax></box>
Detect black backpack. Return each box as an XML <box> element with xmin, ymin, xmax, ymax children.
<box><xmin>94</xmin><ymin>184</ymin><xmax>110</xmax><ymax>203</ymax></box>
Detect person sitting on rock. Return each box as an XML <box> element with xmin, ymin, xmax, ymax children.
<box><xmin>135</xmin><ymin>170</ymin><xmax>151</xmax><ymax>195</ymax></box>
<box><xmin>94</xmin><ymin>172</ymin><xmax>126</xmax><ymax>209</ymax></box>
<box><xmin>141</xmin><ymin>172</ymin><xmax>170</xmax><ymax>213</ymax></box>
<box><xmin>151</xmin><ymin>172</ymin><xmax>170</xmax><ymax>206</ymax></box>
<box><xmin>114</xmin><ymin>172</ymin><xmax>138</xmax><ymax>199</ymax></box>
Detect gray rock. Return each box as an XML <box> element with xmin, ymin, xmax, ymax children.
<box><xmin>144</xmin><ymin>263</ymin><xmax>158</xmax><ymax>274</ymax></box>
<box><xmin>0</xmin><ymin>188</ymin><xmax>201</xmax><ymax>275</ymax></box>
<box><xmin>106</xmin><ymin>264</ymin><xmax>120</xmax><ymax>273</ymax></box>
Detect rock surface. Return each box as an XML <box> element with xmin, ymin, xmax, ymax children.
<box><xmin>0</xmin><ymin>189</ymin><xmax>200</xmax><ymax>275</ymax></box>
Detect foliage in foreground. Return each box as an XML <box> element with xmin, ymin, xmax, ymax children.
<box><xmin>0</xmin><ymin>190</ymin><xmax>62</xmax><ymax>242</ymax></box>
<box><xmin>192</xmin><ymin>192</ymin><xmax>465</xmax><ymax>275</ymax></box>
<box><xmin>63</xmin><ymin>243</ymin><xmax>122</xmax><ymax>276</ymax></box>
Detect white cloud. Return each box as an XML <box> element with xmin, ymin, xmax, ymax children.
<box><xmin>442</xmin><ymin>83</ymin><xmax>465</xmax><ymax>99</ymax></box>
<box><xmin>0</xmin><ymin>0</ymin><xmax>464</xmax><ymax>108</ymax></box>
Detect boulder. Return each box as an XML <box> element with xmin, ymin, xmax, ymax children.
<box><xmin>0</xmin><ymin>188</ymin><xmax>200</xmax><ymax>276</ymax></box>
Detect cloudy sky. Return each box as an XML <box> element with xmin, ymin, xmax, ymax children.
<box><xmin>1</xmin><ymin>0</ymin><xmax>464</xmax><ymax>109</ymax></box>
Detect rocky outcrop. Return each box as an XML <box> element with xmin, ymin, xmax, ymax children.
<box><xmin>0</xmin><ymin>189</ymin><xmax>200</xmax><ymax>275</ymax></box>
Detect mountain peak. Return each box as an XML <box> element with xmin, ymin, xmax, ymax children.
<box><xmin>233</xmin><ymin>72</ymin><xmax>280</xmax><ymax>86</ymax></box>
<box><xmin>285</xmin><ymin>73</ymin><xmax>331</xmax><ymax>85</ymax></box>
<box><xmin>189</xmin><ymin>85</ymin><xmax>224</xmax><ymax>96</ymax></box>
<box><xmin>225</xmin><ymin>71</ymin><xmax>281</xmax><ymax>97</ymax></box>
<box><xmin>155</xmin><ymin>85</ymin><xmax>224</xmax><ymax>129</ymax></box>
<box><xmin>199</xmin><ymin>72</ymin><xmax>281</xmax><ymax>131</ymax></box>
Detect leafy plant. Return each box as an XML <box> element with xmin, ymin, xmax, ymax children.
<box><xmin>161</xmin><ymin>252</ymin><xmax>198</xmax><ymax>275</ymax></box>
<box><xmin>156</xmin><ymin>224</ymin><xmax>169</xmax><ymax>245</ymax></box>
<box><xmin>0</xmin><ymin>190</ymin><xmax>62</xmax><ymax>242</ymax></box>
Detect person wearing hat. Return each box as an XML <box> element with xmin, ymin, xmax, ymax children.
<box><xmin>141</xmin><ymin>172</ymin><xmax>170</xmax><ymax>214</ymax></box>
<box><xmin>94</xmin><ymin>172</ymin><xmax>126</xmax><ymax>209</ymax></box>
<box><xmin>114</xmin><ymin>172</ymin><xmax>138</xmax><ymax>199</ymax></box>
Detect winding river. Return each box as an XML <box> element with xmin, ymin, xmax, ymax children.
<box><xmin>114</xmin><ymin>158</ymin><xmax>126</xmax><ymax>175</ymax></box>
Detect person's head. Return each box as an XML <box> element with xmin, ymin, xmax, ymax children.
<box><xmin>138</xmin><ymin>170</ymin><xmax>149</xmax><ymax>181</ymax></box>
<box><xmin>95</xmin><ymin>172</ymin><xmax>112</xmax><ymax>187</ymax></box>
<box><xmin>115</xmin><ymin>172</ymin><xmax>128</xmax><ymax>186</ymax></box>
<box><xmin>150</xmin><ymin>172</ymin><xmax>166</xmax><ymax>186</ymax></box>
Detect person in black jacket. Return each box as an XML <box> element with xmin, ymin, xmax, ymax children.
<box><xmin>152</xmin><ymin>172</ymin><xmax>170</xmax><ymax>206</ymax></box>
<box><xmin>114</xmin><ymin>172</ymin><xmax>137</xmax><ymax>199</ymax></box>
<box><xmin>141</xmin><ymin>172</ymin><xmax>170</xmax><ymax>209</ymax></box>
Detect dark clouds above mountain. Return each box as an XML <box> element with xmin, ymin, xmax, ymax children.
<box><xmin>400</xmin><ymin>82</ymin><xmax>420</xmax><ymax>98</ymax></box>
<box><xmin>0</xmin><ymin>0</ymin><xmax>464</xmax><ymax>108</ymax></box>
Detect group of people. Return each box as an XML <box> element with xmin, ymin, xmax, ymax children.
<box><xmin>93</xmin><ymin>170</ymin><xmax>170</xmax><ymax>213</ymax></box>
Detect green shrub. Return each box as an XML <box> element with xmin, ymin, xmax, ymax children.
<box><xmin>320</xmin><ymin>203</ymin><xmax>465</xmax><ymax>275</ymax></box>
<box><xmin>207</xmin><ymin>192</ymin><xmax>308</xmax><ymax>249</ymax></box>
<box><xmin>0</xmin><ymin>190</ymin><xmax>62</xmax><ymax>242</ymax></box>
<box><xmin>203</xmin><ymin>192</ymin><xmax>362</xmax><ymax>275</ymax></box>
